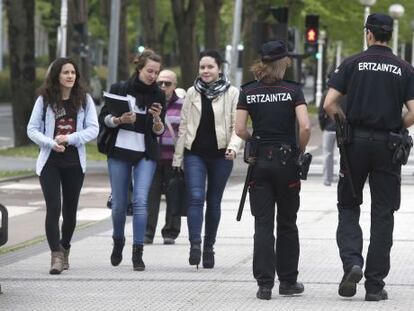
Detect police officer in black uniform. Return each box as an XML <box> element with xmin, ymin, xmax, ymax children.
<box><xmin>324</xmin><ymin>13</ymin><xmax>414</xmax><ymax>301</ymax></box>
<box><xmin>235</xmin><ymin>40</ymin><xmax>311</xmax><ymax>300</ymax></box>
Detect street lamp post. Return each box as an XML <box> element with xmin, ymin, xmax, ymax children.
<box><xmin>107</xmin><ymin>0</ymin><xmax>121</xmax><ymax>91</ymax></box>
<box><xmin>388</xmin><ymin>4</ymin><xmax>405</xmax><ymax>56</ymax></box>
<box><xmin>315</xmin><ymin>30</ymin><xmax>326</xmax><ymax>107</ymax></box>
<box><xmin>229</xmin><ymin>0</ymin><xmax>242</xmax><ymax>88</ymax></box>
<box><xmin>58</xmin><ymin>0</ymin><xmax>68</xmax><ymax>57</ymax></box>
<box><xmin>411</xmin><ymin>20</ymin><xmax>414</xmax><ymax>66</ymax></box>
<box><xmin>336</xmin><ymin>41</ymin><xmax>342</xmax><ymax>67</ymax></box>
<box><xmin>359</xmin><ymin>0</ymin><xmax>377</xmax><ymax>51</ymax></box>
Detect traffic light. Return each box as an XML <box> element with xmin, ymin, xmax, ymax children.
<box><xmin>306</xmin><ymin>28</ymin><xmax>317</xmax><ymax>44</ymax></box>
<box><xmin>305</xmin><ymin>14</ymin><xmax>319</xmax><ymax>55</ymax></box>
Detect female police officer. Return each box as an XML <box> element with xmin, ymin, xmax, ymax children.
<box><xmin>235</xmin><ymin>40</ymin><xmax>311</xmax><ymax>300</ymax></box>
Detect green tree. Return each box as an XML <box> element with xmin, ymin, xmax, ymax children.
<box><xmin>67</xmin><ymin>0</ymin><xmax>91</xmax><ymax>84</ymax></box>
<box><xmin>203</xmin><ymin>0</ymin><xmax>223</xmax><ymax>50</ymax></box>
<box><xmin>6</xmin><ymin>0</ymin><xmax>36</xmax><ymax>146</ymax></box>
<box><xmin>139</xmin><ymin>0</ymin><xmax>160</xmax><ymax>52</ymax></box>
<box><xmin>36</xmin><ymin>0</ymin><xmax>60</xmax><ymax>63</ymax></box>
<box><xmin>171</xmin><ymin>0</ymin><xmax>201</xmax><ymax>89</ymax></box>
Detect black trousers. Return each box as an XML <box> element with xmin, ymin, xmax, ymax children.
<box><xmin>337</xmin><ymin>136</ymin><xmax>401</xmax><ymax>293</ymax></box>
<box><xmin>39</xmin><ymin>159</ymin><xmax>84</xmax><ymax>252</ymax></box>
<box><xmin>146</xmin><ymin>162</ymin><xmax>181</xmax><ymax>240</ymax></box>
<box><xmin>249</xmin><ymin>158</ymin><xmax>301</xmax><ymax>289</ymax></box>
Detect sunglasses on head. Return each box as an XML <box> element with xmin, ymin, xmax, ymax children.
<box><xmin>157</xmin><ymin>81</ymin><xmax>173</xmax><ymax>87</ymax></box>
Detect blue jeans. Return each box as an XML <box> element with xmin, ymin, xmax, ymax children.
<box><xmin>184</xmin><ymin>153</ymin><xmax>233</xmax><ymax>246</ymax></box>
<box><xmin>108</xmin><ymin>157</ymin><xmax>156</xmax><ymax>245</ymax></box>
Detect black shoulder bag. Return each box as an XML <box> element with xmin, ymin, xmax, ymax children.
<box><xmin>97</xmin><ymin>82</ymin><xmax>128</xmax><ymax>155</ymax></box>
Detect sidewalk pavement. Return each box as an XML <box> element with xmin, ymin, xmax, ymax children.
<box><xmin>1</xmin><ymin>154</ymin><xmax>414</xmax><ymax>310</ymax></box>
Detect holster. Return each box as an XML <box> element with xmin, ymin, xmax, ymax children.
<box><xmin>336</xmin><ymin>119</ymin><xmax>352</xmax><ymax>147</ymax></box>
<box><xmin>388</xmin><ymin>129</ymin><xmax>413</xmax><ymax>165</ymax></box>
<box><xmin>244</xmin><ymin>136</ymin><xmax>259</xmax><ymax>165</ymax></box>
<box><xmin>297</xmin><ymin>153</ymin><xmax>313</xmax><ymax>180</ymax></box>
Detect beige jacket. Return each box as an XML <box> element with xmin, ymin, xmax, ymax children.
<box><xmin>172</xmin><ymin>85</ymin><xmax>243</xmax><ymax>167</ymax></box>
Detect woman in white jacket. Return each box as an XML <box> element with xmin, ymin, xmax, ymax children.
<box><xmin>173</xmin><ymin>50</ymin><xmax>242</xmax><ymax>269</ymax></box>
<box><xmin>27</xmin><ymin>58</ymin><xmax>99</xmax><ymax>275</ymax></box>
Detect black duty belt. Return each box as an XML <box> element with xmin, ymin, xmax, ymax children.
<box><xmin>353</xmin><ymin>128</ymin><xmax>389</xmax><ymax>142</ymax></box>
<box><xmin>256</xmin><ymin>144</ymin><xmax>296</xmax><ymax>165</ymax></box>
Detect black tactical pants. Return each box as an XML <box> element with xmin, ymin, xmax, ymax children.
<box><xmin>337</xmin><ymin>135</ymin><xmax>401</xmax><ymax>293</ymax></box>
<box><xmin>249</xmin><ymin>157</ymin><xmax>301</xmax><ymax>289</ymax></box>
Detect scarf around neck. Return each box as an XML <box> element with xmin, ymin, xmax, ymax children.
<box><xmin>126</xmin><ymin>77</ymin><xmax>158</xmax><ymax>109</ymax></box>
<box><xmin>194</xmin><ymin>73</ymin><xmax>230</xmax><ymax>100</ymax></box>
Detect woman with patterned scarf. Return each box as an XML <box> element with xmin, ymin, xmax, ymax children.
<box><xmin>173</xmin><ymin>50</ymin><xmax>242</xmax><ymax>269</ymax></box>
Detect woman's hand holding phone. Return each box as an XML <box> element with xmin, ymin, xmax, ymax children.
<box><xmin>149</xmin><ymin>103</ymin><xmax>162</xmax><ymax>121</ymax></box>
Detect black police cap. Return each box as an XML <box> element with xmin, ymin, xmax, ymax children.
<box><xmin>365</xmin><ymin>13</ymin><xmax>393</xmax><ymax>32</ymax></box>
<box><xmin>260</xmin><ymin>40</ymin><xmax>292</xmax><ymax>62</ymax></box>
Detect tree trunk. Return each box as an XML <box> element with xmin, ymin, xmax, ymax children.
<box><xmin>6</xmin><ymin>0</ymin><xmax>36</xmax><ymax>146</ymax></box>
<box><xmin>139</xmin><ymin>0</ymin><xmax>159</xmax><ymax>52</ymax></box>
<box><xmin>241</xmin><ymin>0</ymin><xmax>258</xmax><ymax>84</ymax></box>
<box><xmin>68</xmin><ymin>0</ymin><xmax>91</xmax><ymax>84</ymax></box>
<box><xmin>171</xmin><ymin>0</ymin><xmax>200</xmax><ymax>89</ymax></box>
<box><xmin>203</xmin><ymin>0</ymin><xmax>222</xmax><ymax>50</ymax></box>
<box><xmin>118</xmin><ymin>0</ymin><xmax>130</xmax><ymax>80</ymax></box>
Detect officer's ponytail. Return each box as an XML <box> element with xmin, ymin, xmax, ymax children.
<box><xmin>250</xmin><ymin>57</ymin><xmax>291</xmax><ymax>83</ymax></box>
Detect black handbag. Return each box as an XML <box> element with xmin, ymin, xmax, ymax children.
<box><xmin>97</xmin><ymin>124</ymin><xmax>115</xmax><ymax>155</ymax></box>
<box><xmin>167</xmin><ymin>171</ymin><xmax>188</xmax><ymax>217</ymax></box>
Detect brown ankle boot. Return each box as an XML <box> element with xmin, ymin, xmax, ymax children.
<box><xmin>60</xmin><ymin>246</ymin><xmax>70</xmax><ymax>270</ymax></box>
<box><xmin>50</xmin><ymin>251</ymin><xmax>64</xmax><ymax>275</ymax></box>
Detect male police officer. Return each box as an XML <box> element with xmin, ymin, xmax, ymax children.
<box><xmin>324</xmin><ymin>13</ymin><xmax>414</xmax><ymax>301</ymax></box>
<box><xmin>235</xmin><ymin>40</ymin><xmax>311</xmax><ymax>300</ymax></box>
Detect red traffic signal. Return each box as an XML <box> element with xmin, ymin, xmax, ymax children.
<box><xmin>306</xmin><ymin>28</ymin><xmax>317</xmax><ymax>43</ymax></box>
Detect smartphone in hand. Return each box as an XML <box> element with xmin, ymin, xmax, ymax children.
<box><xmin>151</xmin><ymin>103</ymin><xmax>162</xmax><ymax>110</ymax></box>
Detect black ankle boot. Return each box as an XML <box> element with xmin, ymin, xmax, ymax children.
<box><xmin>202</xmin><ymin>245</ymin><xmax>215</xmax><ymax>269</ymax></box>
<box><xmin>132</xmin><ymin>244</ymin><xmax>145</xmax><ymax>271</ymax></box>
<box><xmin>189</xmin><ymin>243</ymin><xmax>201</xmax><ymax>268</ymax></box>
<box><xmin>110</xmin><ymin>237</ymin><xmax>125</xmax><ymax>266</ymax></box>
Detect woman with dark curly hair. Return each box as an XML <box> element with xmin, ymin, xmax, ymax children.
<box><xmin>27</xmin><ymin>58</ymin><xmax>99</xmax><ymax>274</ymax></box>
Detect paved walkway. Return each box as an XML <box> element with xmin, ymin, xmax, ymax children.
<box><xmin>1</xmin><ymin>163</ymin><xmax>414</xmax><ymax>310</ymax></box>
<box><xmin>1</xmin><ymin>118</ymin><xmax>414</xmax><ymax>309</ymax></box>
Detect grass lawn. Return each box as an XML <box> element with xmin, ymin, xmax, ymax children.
<box><xmin>0</xmin><ymin>169</ymin><xmax>34</xmax><ymax>179</ymax></box>
<box><xmin>0</xmin><ymin>142</ymin><xmax>106</xmax><ymax>161</ymax></box>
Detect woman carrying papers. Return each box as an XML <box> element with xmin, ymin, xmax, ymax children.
<box><xmin>98</xmin><ymin>49</ymin><xmax>165</xmax><ymax>271</ymax></box>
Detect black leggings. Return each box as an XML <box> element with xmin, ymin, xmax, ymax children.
<box><xmin>39</xmin><ymin>160</ymin><xmax>84</xmax><ymax>252</ymax></box>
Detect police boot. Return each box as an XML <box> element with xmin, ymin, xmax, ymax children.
<box><xmin>338</xmin><ymin>265</ymin><xmax>363</xmax><ymax>297</ymax></box>
<box><xmin>202</xmin><ymin>245</ymin><xmax>215</xmax><ymax>269</ymax></box>
<box><xmin>110</xmin><ymin>237</ymin><xmax>125</xmax><ymax>266</ymax></box>
<box><xmin>365</xmin><ymin>289</ymin><xmax>388</xmax><ymax>301</ymax></box>
<box><xmin>49</xmin><ymin>251</ymin><xmax>64</xmax><ymax>275</ymax></box>
<box><xmin>132</xmin><ymin>244</ymin><xmax>145</xmax><ymax>271</ymax></box>
<box><xmin>256</xmin><ymin>287</ymin><xmax>272</xmax><ymax>300</ymax></box>
<box><xmin>60</xmin><ymin>245</ymin><xmax>70</xmax><ymax>270</ymax></box>
<box><xmin>189</xmin><ymin>242</ymin><xmax>201</xmax><ymax>269</ymax></box>
<box><xmin>279</xmin><ymin>281</ymin><xmax>305</xmax><ymax>295</ymax></box>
